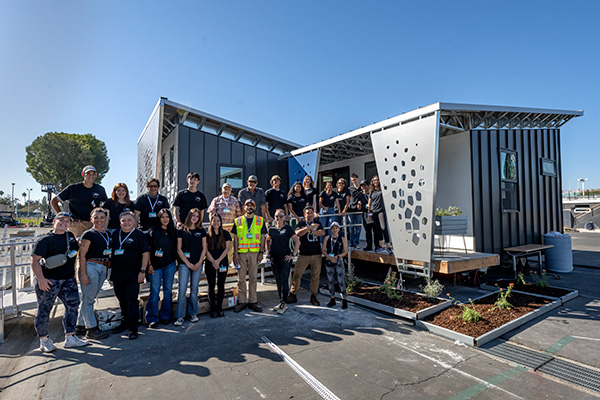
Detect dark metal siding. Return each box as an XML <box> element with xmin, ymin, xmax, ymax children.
<box><xmin>471</xmin><ymin>129</ymin><xmax>562</xmax><ymax>255</ymax></box>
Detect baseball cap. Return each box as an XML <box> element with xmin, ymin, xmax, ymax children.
<box><xmin>330</xmin><ymin>221</ymin><xmax>340</xmax><ymax>228</ymax></box>
<box><xmin>82</xmin><ymin>165</ymin><xmax>97</xmax><ymax>175</ymax></box>
<box><xmin>360</xmin><ymin>180</ymin><xmax>368</xmax><ymax>186</ymax></box>
<box><xmin>54</xmin><ymin>212</ymin><xmax>73</xmax><ymax>221</ymax></box>
<box><xmin>244</xmin><ymin>199</ymin><xmax>256</xmax><ymax>205</ymax></box>
<box><xmin>270</xmin><ymin>175</ymin><xmax>282</xmax><ymax>183</ymax></box>
<box><xmin>222</xmin><ymin>182</ymin><xmax>232</xmax><ymax>189</ymax></box>
<box><xmin>248</xmin><ymin>175</ymin><xmax>258</xmax><ymax>182</ymax></box>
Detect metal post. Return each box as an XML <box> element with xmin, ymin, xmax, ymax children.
<box><xmin>10</xmin><ymin>245</ymin><xmax>17</xmax><ymax>315</ymax></box>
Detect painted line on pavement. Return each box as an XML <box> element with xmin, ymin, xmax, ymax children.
<box><xmin>261</xmin><ymin>335</ymin><xmax>341</xmax><ymax>400</ymax></box>
<box><xmin>444</xmin><ymin>366</ymin><xmax>527</xmax><ymax>400</ymax></box>
<box><xmin>545</xmin><ymin>335</ymin><xmax>575</xmax><ymax>354</ymax></box>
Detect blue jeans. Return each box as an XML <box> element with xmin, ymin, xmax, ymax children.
<box><xmin>146</xmin><ymin>261</ymin><xmax>177</xmax><ymax>324</ymax></box>
<box><xmin>176</xmin><ymin>263</ymin><xmax>203</xmax><ymax>318</ymax></box>
<box><xmin>35</xmin><ymin>277</ymin><xmax>80</xmax><ymax>337</ymax></box>
<box><xmin>77</xmin><ymin>261</ymin><xmax>107</xmax><ymax>329</ymax></box>
<box><xmin>347</xmin><ymin>214</ymin><xmax>363</xmax><ymax>247</ymax></box>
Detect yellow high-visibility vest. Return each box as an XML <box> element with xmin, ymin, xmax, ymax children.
<box><xmin>235</xmin><ymin>216</ymin><xmax>264</xmax><ymax>253</ymax></box>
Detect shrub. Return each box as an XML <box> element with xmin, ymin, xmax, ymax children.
<box><xmin>493</xmin><ymin>283</ymin><xmax>514</xmax><ymax>311</ymax></box>
<box><xmin>447</xmin><ymin>293</ymin><xmax>482</xmax><ymax>323</ymax></box>
<box><xmin>435</xmin><ymin>206</ymin><xmax>462</xmax><ymax>216</ymax></box>
<box><xmin>419</xmin><ymin>277</ymin><xmax>444</xmax><ymax>299</ymax></box>
<box><xmin>532</xmin><ymin>272</ymin><xmax>549</xmax><ymax>288</ymax></box>
<box><xmin>378</xmin><ymin>272</ymin><xmax>403</xmax><ymax>301</ymax></box>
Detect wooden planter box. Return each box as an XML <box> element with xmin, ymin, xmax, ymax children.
<box><xmin>480</xmin><ymin>281</ymin><xmax>579</xmax><ymax>305</ymax></box>
<box><xmin>416</xmin><ymin>291</ymin><xmax>562</xmax><ymax>347</ymax></box>
<box><xmin>434</xmin><ymin>216</ymin><xmax>468</xmax><ymax>235</ymax></box>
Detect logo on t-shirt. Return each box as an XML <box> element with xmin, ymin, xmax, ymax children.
<box><xmin>92</xmin><ymin>192</ymin><xmax>100</xmax><ymax>198</ymax></box>
<box><xmin>157</xmin><ymin>201</ymin><xmax>163</xmax><ymax>205</ymax></box>
<box><xmin>126</xmin><ymin>238</ymin><xmax>134</xmax><ymax>243</ymax></box>
<box><xmin>194</xmin><ymin>232</ymin><xmax>202</xmax><ymax>237</ymax></box>
<box><xmin>195</xmin><ymin>196</ymin><xmax>201</xmax><ymax>202</ymax></box>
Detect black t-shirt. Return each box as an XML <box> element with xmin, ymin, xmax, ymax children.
<box><xmin>325</xmin><ymin>235</ymin><xmax>344</xmax><ymax>256</ymax></box>
<box><xmin>174</xmin><ymin>189</ymin><xmax>208</xmax><ymax>223</ymax></box>
<box><xmin>336</xmin><ymin>187</ymin><xmax>351</xmax><ymax>211</ymax></box>
<box><xmin>33</xmin><ymin>231</ymin><xmax>79</xmax><ymax>280</ymax></box>
<box><xmin>147</xmin><ymin>226</ymin><xmax>177</xmax><ymax>269</ymax></box>
<box><xmin>287</xmin><ymin>194</ymin><xmax>307</xmax><ymax>217</ymax></box>
<box><xmin>369</xmin><ymin>190</ymin><xmax>385</xmax><ymax>213</ymax></box>
<box><xmin>110</xmin><ymin>229</ymin><xmax>149</xmax><ymax>282</ymax></box>
<box><xmin>134</xmin><ymin>194</ymin><xmax>170</xmax><ymax>231</ymax></box>
<box><xmin>304</xmin><ymin>187</ymin><xmax>316</xmax><ymax>207</ymax></box>
<box><xmin>57</xmin><ymin>183</ymin><xmax>108</xmax><ymax>220</ymax></box>
<box><xmin>206</xmin><ymin>230</ymin><xmax>232</xmax><ymax>267</ymax></box>
<box><xmin>268</xmin><ymin>225</ymin><xmax>295</xmax><ymax>259</ymax></box>
<box><xmin>265</xmin><ymin>188</ymin><xmax>287</xmax><ymax>217</ymax></box>
<box><xmin>319</xmin><ymin>190</ymin><xmax>338</xmax><ymax>209</ymax></box>
<box><xmin>101</xmin><ymin>200</ymin><xmax>135</xmax><ymax>230</ymax></box>
<box><xmin>81</xmin><ymin>228</ymin><xmax>113</xmax><ymax>260</ymax></box>
<box><xmin>177</xmin><ymin>228</ymin><xmax>207</xmax><ymax>264</ymax></box>
<box><xmin>348</xmin><ymin>186</ymin><xmax>363</xmax><ymax>211</ymax></box>
<box><xmin>296</xmin><ymin>219</ymin><xmax>324</xmax><ymax>256</ymax></box>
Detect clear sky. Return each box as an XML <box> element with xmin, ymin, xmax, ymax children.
<box><xmin>1</xmin><ymin>0</ymin><xmax>598</xmax><ymax>204</ymax></box>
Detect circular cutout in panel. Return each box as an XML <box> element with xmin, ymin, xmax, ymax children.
<box><xmin>404</xmin><ymin>148</ymin><xmax>409</xmax><ymax>153</ymax></box>
<box><xmin>401</xmin><ymin>174</ymin><xmax>406</xmax><ymax>181</ymax></box>
<box><xmin>393</xmin><ymin>153</ymin><xmax>397</xmax><ymax>158</ymax></box>
<box><xmin>386</xmin><ymin>145</ymin><xmax>390</xmax><ymax>150</ymax></box>
<box><xmin>422</xmin><ymin>217</ymin><xmax>428</xmax><ymax>225</ymax></box>
<box><xmin>418</xmin><ymin>179</ymin><xmax>425</xmax><ymax>187</ymax></box>
<box><xmin>420</xmin><ymin>165</ymin><xmax>425</xmax><ymax>171</ymax></box>
<box><xmin>390</xmin><ymin>203</ymin><xmax>395</xmax><ymax>210</ymax></box>
<box><xmin>411</xmin><ymin>169</ymin><xmax>416</xmax><ymax>177</ymax></box>
<box><xmin>422</xmin><ymin>233</ymin><xmax>427</xmax><ymax>239</ymax></box>
<box><xmin>407</xmin><ymin>181</ymin><xmax>414</xmax><ymax>189</ymax></box>
<box><xmin>398</xmin><ymin>213</ymin><xmax>403</xmax><ymax>220</ymax></box>
<box><xmin>391</xmin><ymin>178</ymin><xmax>396</xmax><ymax>184</ymax></box>
<box><xmin>384</xmin><ymin>158</ymin><xmax>388</xmax><ymax>162</ymax></box>
<box><xmin>415</xmin><ymin>191</ymin><xmax>422</xmax><ymax>201</ymax></box>
<box><xmin>385</xmin><ymin>170</ymin><xmax>389</xmax><ymax>175</ymax></box>
<box><xmin>408</xmin><ymin>196</ymin><xmax>414</xmax><ymax>206</ymax></box>
<box><xmin>396</xmin><ymin>140</ymin><xmax>399</xmax><ymax>144</ymax></box>
<box><xmin>383</xmin><ymin>185</ymin><xmax>387</xmax><ymax>190</ymax></box>
<box><xmin>399</xmin><ymin>199</ymin><xmax>405</xmax><ymax>208</ymax></box>
<box><xmin>401</xmin><ymin>160</ymin><xmax>406</xmax><ymax>167</ymax></box>
<box><xmin>393</xmin><ymin>165</ymin><xmax>398</xmax><ymax>172</ymax></box>
<box><xmin>392</xmin><ymin>190</ymin><xmax>397</xmax><ymax>199</ymax></box>
<box><xmin>411</xmin><ymin>156</ymin><xmax>416</xmax><ymax>162</ymax></box>
<box><xmin>399</xmin><ymin>188</ymin><xmax>405</xmax><ymax>197</ymax></box>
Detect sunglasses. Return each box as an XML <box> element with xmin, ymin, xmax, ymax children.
<box><xmin>147</xmin><ymin>185</ymin><xmax>159</xmax><ymax>188</ymax></box>
<box><xmin>275</xmin><ymin>215</ymin><xmax>285</xmax><ymax>219</ymax></box>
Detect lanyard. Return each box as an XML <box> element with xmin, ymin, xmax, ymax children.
<box><xmin>94</xmin><ymin>228</ymin><xmax>110</xmax><ymax>249</ymax></box>
<box><xmin>328</xmin><ymin>235</ymin><xmax>340</xmax><ymax>254</ymax></box>
<box><xmin>147</xmin><ymin>195</ymin><xmax>159</xmax><ymax>212</ymax></box>
<box><xmin>118</xmin><ymin>229</ymin><xmax>135</xmax><ymax>250</ymax></box>
<box><xmin>246</xmin><ymin>217</ymin><xmax>254</xmax><ymax>235</ymax></box>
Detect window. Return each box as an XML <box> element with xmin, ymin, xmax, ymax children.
<box><xmin>500</xmin><ymin>149</ymin><xmax>518</xmax><ymax>212</ymax></box>
<box><xmin>219</xmin><ymin>165</ymin><xmax>244</xmax><ymax>192</ymax></box>
<box><xmin>541</xmin><ymin>158</ymin><xmax>556</xmax><ymax>177</ymax></box>
<box><xmin>161</xmin><ymin>154</ymin><xmax>166</xmax><ymax>186</ymax></box>
<box><xmin>169</xmin><ymin>146</ymin><xmax>174</xmax><ymax>185</ymax></box>
<box><xmin>364</xmin><ymin>161</ymin><xmax>378</xmax><ymax>183</ymax></box>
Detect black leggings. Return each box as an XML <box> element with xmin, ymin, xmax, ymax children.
<box><xmin>373</xmin><ymin>211</ymin><xmax>390</xmax><ymax>244</ymax></box>
<box><xmin>204</xmin><ymin>262</ymin><xmax>227</xmax><ymax>311</ymax></box>
<box><xmin>113</xmin><ymin>280</ymin><xmax>140</xmax><ymax>332</ymax></box>
<box><xmin>271</xmin><ymin>257</ymin><xmax>292</xmax><ymax>303</ymax></box>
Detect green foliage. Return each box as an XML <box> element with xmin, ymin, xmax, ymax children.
<box><xmin>419</xmin><ymin>277</ymin><xmax>444</xmax><ymax>299</ymax></box>
<box><xmin>447</xmin><ymin>293</ymin><xmax>482</xmax><ymax>323</ymax></box>
<box><xmin>435</xmin><ymin>206</ymin><xmax>462</xmax><ymax>216</ymax></box>
<box><xmin>26</xmin><ymin>132</ymin><xmax>110</xmax><ymax>191</ymax></box>
<box><xmin>493</xmin><ymin>284</ymin><xmax>514</xmax><ymax>311</ymax></box>
<box><xmin>532</xmin><ymin>272</ymin><xmax>549</xmax><ymax>288</ymax></box>
<box><xmin>378</xmin><ymin>272</ymin><xmax>403</xmax><ymax>301</ymax></box>
<box><xmin>345</xmin><ymin>266</ymin><xmax>362</xmax><ymax>294</ymax></box>
<box><xmin>516</xmin><ymin>273</ymin><xmax>526</xmax><ymax>286</ymax></box>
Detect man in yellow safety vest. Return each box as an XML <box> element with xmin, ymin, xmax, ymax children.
<box><xmin>232</xmin><ymin>199</ymin><xmax>267</xmax><ymax>312</ymax></box>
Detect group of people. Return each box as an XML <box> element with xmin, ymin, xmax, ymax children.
<box><xmin>32</xmin><ymin>165</ymin><xmax>392</xmax><ymax>353</ymax></box>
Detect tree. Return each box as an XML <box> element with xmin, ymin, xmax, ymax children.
<box><xmin>26</xmin><ymin>132</ymin><xmax>110</xmax><ymax>191</ymax></box>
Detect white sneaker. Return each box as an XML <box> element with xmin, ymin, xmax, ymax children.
<box><xmin>40</xmin><ymin>337</ymin><xmax>57</xmax><ymax>353</ymax></box>
<box><xmin>272</xmin><ymin>302</ymin><xmax>281</xmax><ymax>311</ymax></box>
<box><xmin>174</xmin><ymin>318</ymin><xmax>184</xmax><ymax>326</ymax></box>
<box><xmin>64</xmin><ymin>334</ymin><xmax>90</xmax><ymax>348</ymax></box>
<box><xmin>190</xmin><ymin>315</ymin><xmax>199</xmax><ymax>323</ymax></box>
<box><xmin>277</xmin><ymin>303</ymin><xmax>288</xmax><ymax>314</ymax></box>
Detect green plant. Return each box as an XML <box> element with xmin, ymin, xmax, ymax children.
<box><xmin>532</xmin><ymin>272</ymin><xmax>549</xmax><ymax>288</ymax></box>
<box><xmin>516</xmin><ymin>273</ymin><xmax>526</xmax><ymax>286</ymax></box>
<box><xmin>492</xmin><ymin>283</ymin><xmax>514</xmax><ymax>311</ymax></box>
<box><xmin>345</xmin><ymin>267</ymin><xmax>362</xmax><ymax>294</ymax></box>
<box><xmin>435</xmin><ymin>206</ymin><xmax>462</xmax><ymax>216</ymax></box>
<box><xmin>378</xmin><ymin>272</ymin><xmax>403</xmax><ymax>301</ymax></box>
<box><xmin>447</xmin><ymin>293</ymin><xmax>482</xmax><ymax>323</ymax></box>
<box><xmin>419</xmin><ymin>277</ymin><xmax>444</xmax><ymax>299</ymax></box>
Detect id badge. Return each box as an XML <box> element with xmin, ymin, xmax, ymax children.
<box><xmin>184</xmin><ymin>252</ymin><xmax>190</xmax><ymax>258</ymax></box>
<box><xmin>68</xmin><ymin>250</ymin><xmax>78</xmax><ymax>258</ymax></box>
<box><xmin>149</xmin><ymin>212</ymin><xmax>157</xmax><ymax>218</ymax></box>
<box><xmin>219</xmin><ymin>266</ymin><xmax>227</xmax><ymax>272</ymax></box>
<box><xmin>223</xmin><ymin>208</ymin><xmax>231</xmax><ymax>213</ymax></box>
<box><xmin>155</xmin><ymin>250</ymin><xmax>163</xmax><ymax>257</ymax></box>
<box><xmin>103</xmin><ymin>249</ymin><xmax>112</xmax><ymax>256</ymax></box>
<box><xmin>328</xmin><ymin>253</ymin><xmax>335</xmax><ymax>257</ymax></box>
<box><xmin>114</xmin><ymin>249</ymin><xmax>124</xmax><ymax>256</ymax></box>
<box><xmin>246</xmin><ymin>233</ymin><xmax>253</xmax><ymax>239</ymax></box>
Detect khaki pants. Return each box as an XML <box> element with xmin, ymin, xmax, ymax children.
<box><xmin>237</xmin><ymin>252</ymin><xmax>259</xmax><ymax>304</ymax></box>
<box><xmin>69</xmin><ymin>220</ymin><xmax>93</xmax><ymax>238</ymax></box>
<box><xmin>290</xmin><ymin>254</ymin><xmax>322</xmax><ymax>296</ymax></box>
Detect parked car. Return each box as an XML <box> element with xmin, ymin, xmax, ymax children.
<box><xmin>0</xmin><ymin>211</ymin><xmax>19</xmax><ymax>227</ymax></box>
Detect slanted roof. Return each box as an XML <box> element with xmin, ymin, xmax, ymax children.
<box><xmin>161</xmin><ymin>98</ymin><xmax>301</xmax><ymax>155</ymax></box>
<box><xmin>291</xmin><ymin>102</ymin><xmax>583</xmax><ymax>165</ymax></box>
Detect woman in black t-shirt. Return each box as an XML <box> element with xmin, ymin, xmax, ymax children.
<box><xmin>266</xmin><ymin>208</ymin><xmax>300</xmax><ymax>314</ymax></box>
<box><xmin>102</xmin><ymin>183</ymin><xmax>136</xmax><ymax>232</ymax></box>
<box><xmin>287</xmin><ymin>182</ymin><xmax>307</xmax><ymax>225</ymax></box>
<box><xmin>204</xmin><ymin>213</ymin><xmax>232</xmax><ymax>318</ymax></box>
<box><xmin>302</xmin><ymin>175</ymin><xmax>317</xmax><ymax>209</ymax></box>
<box><xmin>175</xmin><ymin>208</ymin><xmax>207</xmax><ymax>326</ymax></box>
<box><xmin>367</xmin><ymin>175</ymin><xmax>392</xmax><ymax>254</ymax></box>
<box><xmin>146</xmin><ymin>209</ymin><xmax>178</xmax><ymax>327</ymax></box>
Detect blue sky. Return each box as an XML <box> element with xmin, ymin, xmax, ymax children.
<box><xmin>1</xmin><ymin>0</ymin><xmax>598</xmax><ymax>204</ymax></box>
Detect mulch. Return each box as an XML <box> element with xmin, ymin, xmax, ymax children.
<box><xmin>491</xmin><ymin>279</ymin><xmax>574</xmax><ymax>298</ymax></box>
<box><xmin>348</xmin><ymin>285</ymin><xmax>444</xmax><ymax>313</ymax></box>
<box><xmin>423</xmin><ymin>292</ymin><xmax>552</xmax><ymax>337</ymax></box>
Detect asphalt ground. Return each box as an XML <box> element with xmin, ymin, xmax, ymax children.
<box><xmin>1</xmin><ymin>229</ymin><xmax>599</xmax><ymax>399</ymax></box>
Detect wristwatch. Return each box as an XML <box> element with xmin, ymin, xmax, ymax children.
<box><xmin>140</xmin><ymin>269</ymin><xmax>147</xmax><ymax>273</ymax></box>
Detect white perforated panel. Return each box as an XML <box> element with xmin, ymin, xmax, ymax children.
<box><xmin>370</xmin><ymin>113</ymin><xmax>439</xmax><ymax>263</ymax></box>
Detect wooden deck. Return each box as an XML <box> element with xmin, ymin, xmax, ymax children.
<box><xmin>350</xmin><ymin>249</ymin><xmax>500</xmax><ymax>274</ymax></box>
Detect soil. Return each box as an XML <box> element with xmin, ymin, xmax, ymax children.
<box><xmin>348</xmin><ymin>285</ymin><xmax>444</xmax><ymax>313</ymax></box>
<box><xmin>423</xmin><ymin>292</ymin><xmax>552</xmax><ymax>337</ymax></box>
<box><xmin>491</xmin><ymin>279</ymin><xmax>574</xmax><ymax>298</ymax></box>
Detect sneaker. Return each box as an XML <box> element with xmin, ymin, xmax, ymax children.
<box><xmin>363</xmin><ymin>245</ymin><xmax>373</xmax><ymax>251</ymax></box>
<box><xmin>64</xmin><ymin>334</ymin><xmax>90</xmax><ymax>348</ymax></box>
<box><xmin>272</xmin><ymin>302</ymin><xmax>281</xmax><ymax>312</ymax></box>
<box><xmin>190</xmin><ymin>315</ymin><xmax>199</xmax><ymax>323</ymax></box>
<box><xmin>233</xmin><ymin>303</ymin><xmax>247</xmax><ymax>313</ymax></box>
<box><xmin>217</xmin><ymin>311</ymin><xmax>225</xmax><ymax>317</ymax></box>
<box><xmin>327</xmin><ymin>298</ymin><xmax>336</xmax><ymax>307</ymax></box>
<box><xmin>375</xmin><ymin>247</ymin><xmax>388</xmax><ymax>255</ymax></box>
<box><xmin>148</xmin><ymin>321</ymin><xmax>158</xmax><ymax>329</ymax></box>
<box><xmin>40</xmin><ymin>337</ymin><xmax>57</xmax><ymax>353</ymax></box>
<box><xmin>386</xmin><ymin>248</ymin><xmax>394</xmax><ymax>255</ymax></box>
<box><xmin>113</xmin><ymin>323</ymin><xmax>127</xmax><ymax>334</ymax></box>
<box><xmin>310</xmin><ymin>294</ymin><xmax>320</xmax><ymax>306</ymax></box>
<box><xmin>287</xmin><ymin>293</ymin><xmax>298</xmax><ymax>304</ymax></box>
<box><xmin>210</xmin><ymin>310</ymin><xmax>218</xmax><ymax>318</ymax></box>
<box><xmin>248</xmin><ymin>303</ymin><xmax>263</xmax><ymax>312</ymax></box>
<box><xmin>159</xmin><ymin>319</ymin><xmax>171</xmax><ymax>325</ymax></box>
<box><xmin>277</xmin><ymin>302</ymin><xmax>288</xmax><ymax>314</ymax></box>
<box><xmin>75</xmin><ymin>325</ymin><xmax>86</xmax><ymax>336</ymax></box>
<box><xmin>86</xmin><ymin>327</ymin><xmax>109</xmax><ymax>340</ymax></box>
<box><xmin>174</xmin><ymin>318</ymin><xmax>184</xmax><ymax>326</ymax></box>
<box><xmin>342</xmin><ymin>299</ymin><xmax>348</xmax><ymax>309</ymax></box>
<box><xmin>128</xmin><ymin>331</ymin><xmax>139</xmax><ymax>340</ymax></box>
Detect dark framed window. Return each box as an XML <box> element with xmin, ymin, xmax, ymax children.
<box><xmin>160</xmin><ymin>154</ymin><xmax>166</xmax><ymax>187</ymax></box>
<box><xmin>541</xmin><ymin>158</ymin><xmax>556</xmax><ymax>177</ymax></box>
<box><xmin>169</xmin><ymin>146</ymin><xmax>175</xmax><ymax>185</ymax></box>
<box><xmin>500</xmin><ymin>149</ymin><xmax>518</xmax><ymax>212</ymax></box>
<box><xmin>219</xmin><ymin>164</ymin><xmax>245</xmax><ymax>193</ymax></box>
<box><xmin>364</xmin><ymin>161</ymin><xmax>378</xmax><ymax>184</ymax></box>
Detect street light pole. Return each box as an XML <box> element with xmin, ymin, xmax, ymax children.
<box><xmin>27</xmin><ymin>188</ymin><xmax>32</xmax><ymax>216</ymax></box>
<box><xmin>11</xmin><ymin>183</ymin><xmax>15</xmax><ymax>210</ymax></box>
